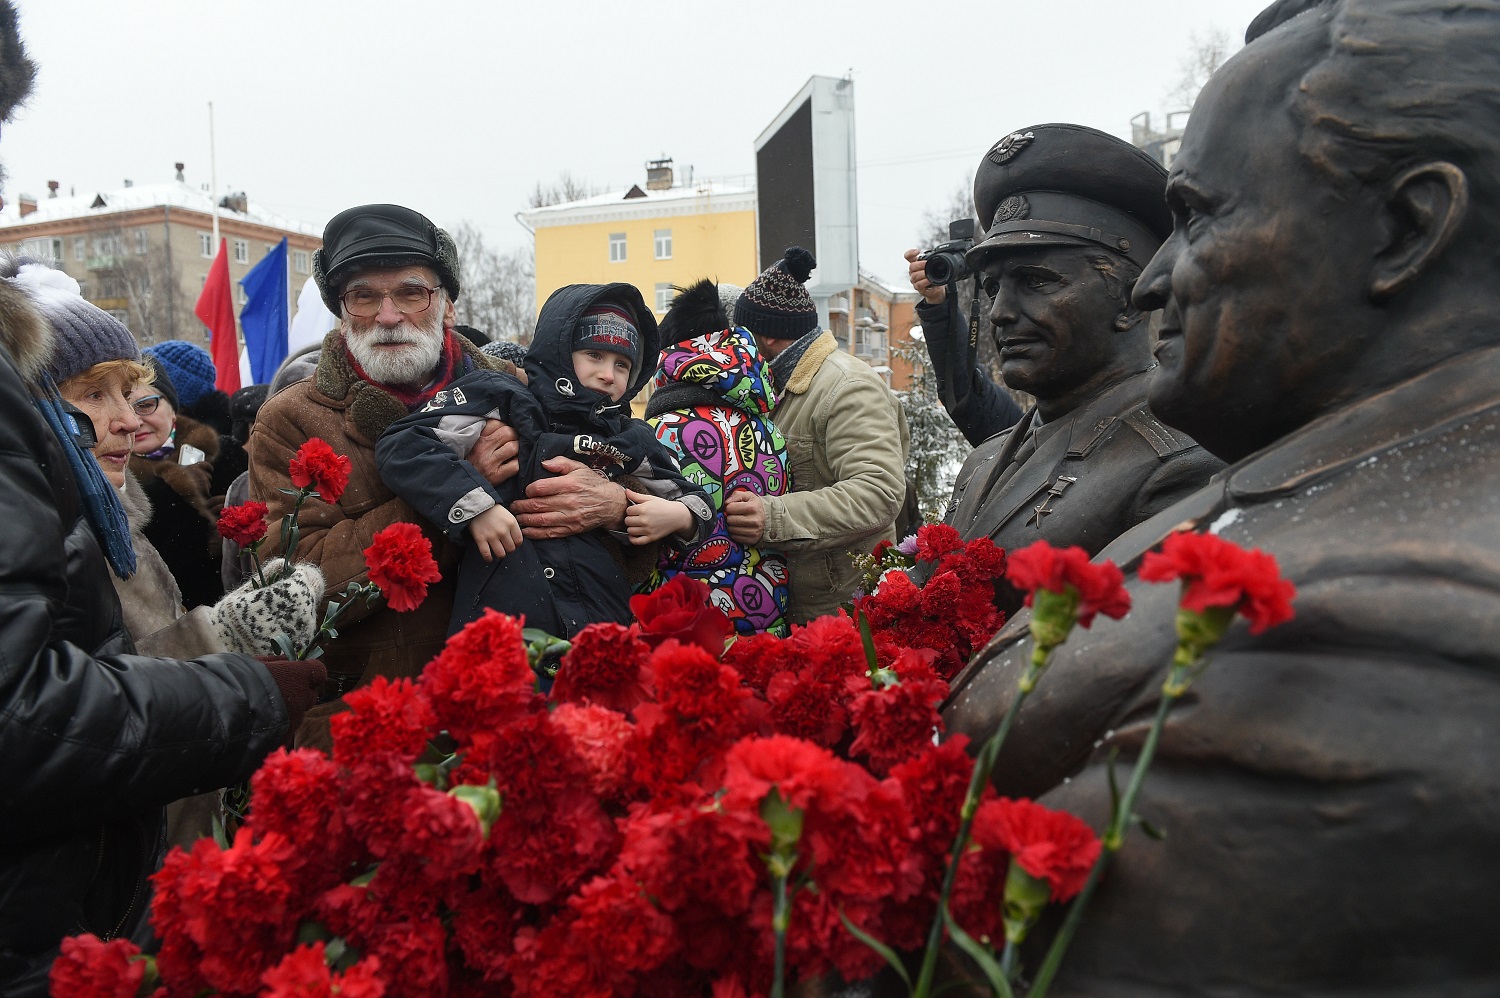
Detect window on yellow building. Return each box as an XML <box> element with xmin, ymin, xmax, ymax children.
<box><xmin>609</xmin><ymin>233</ymin><xmax>626</xmax><ymax>263</ymax></box>
<box><xmin>654</xmin><ymin>283</ymin><xmax>673</xmax><ymax>313</ymax></box>
<box><xmin>654</xmin><ymin>229</ymin><xmax>672</xmax><ymax>260</ymax></box>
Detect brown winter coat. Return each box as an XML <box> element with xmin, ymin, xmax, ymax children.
<box><xmin>248</xmin><ymin>330</ymin><xmax>511</xmax><ymax>750</ymax></box>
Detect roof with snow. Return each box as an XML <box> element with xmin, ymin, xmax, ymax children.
<box><xmin>521</xmin><ymin>182</ymin><xmax>756</xmax><ymax>228</ymax></box>
<box><xmin>0</xmin><ymin>180</ymin><xmax>320</xmax><ymax>236</ymax></box>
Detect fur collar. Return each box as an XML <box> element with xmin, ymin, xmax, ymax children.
<box><xmin>0</xmin><ymin>275</ymin><xmax>55</xmax><ymax>383</ymax></box>
<box><xmin>783</xmin><ymin>331</ymin><xmax>839</xmax><ymax>396</ymax></box>
<box><xmin>118</xmin><ymin>471</ymin><xmax>155</xmax><ymax>532</ymax></box>
<box><xmin>313</xmin><ymin>328</ymin><xmax>507</xmax><ymax>442</ymax></box>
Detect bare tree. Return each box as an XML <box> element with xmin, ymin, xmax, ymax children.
<box><xmin>527</xmin><ymin>171</ymin><xmax>596</xmax><ymax>209</ymax></box>
<box><xmin>451</xmin><ymin>221</ymin><xmax>536</xmax><ymax>345</ymax></box>
<box><xmin>90</xmin><ymin>223</ymin><xmax>181</xmax><ymax>345</ymax></box>
<box><xmin>1165</xmin><ymin>27</ymin><xmax>1233</xmax><ymax>110</ymax></box>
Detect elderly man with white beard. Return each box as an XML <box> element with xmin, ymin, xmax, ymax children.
<box><xmin>249</xmin><ymin>204</ymin><xmax>629</xmax><ymax>750</ymax></box>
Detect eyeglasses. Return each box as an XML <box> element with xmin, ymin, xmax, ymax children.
<box><xmin>132</xmin><ymin>394</ymin><xmax>163</xmax><ymax>416</ymax></box>
<box><xmin>340</xmin><ymin>285</ymin><xmax>440</xmax><ymax>318</ymax></box>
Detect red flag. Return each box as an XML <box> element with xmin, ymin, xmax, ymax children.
<box><xmin>195</xmin><ymin>239</ymin><xmax>241</xmax><ymax>394</ymax></box>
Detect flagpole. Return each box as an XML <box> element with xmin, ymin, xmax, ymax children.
<box><xmin>208</xmin><ymin>101</ymin><xmax>219</xmax><ymax>247</ymax></box>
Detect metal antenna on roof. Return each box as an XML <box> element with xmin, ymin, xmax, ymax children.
<box><xmin>208</xmin><ymin>101</ymin><xmax>220</xmax><ymax>250</ymax></box>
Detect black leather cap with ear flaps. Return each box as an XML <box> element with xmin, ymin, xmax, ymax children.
<box><xmin>312</xmin><ymin>204</ymin><xmax>461</xmax><ymax>316</ymax></box>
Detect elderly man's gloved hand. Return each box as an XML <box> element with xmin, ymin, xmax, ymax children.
<box><xmin>211</xmin><ymin>559</ymin><xmax>326</xmax><ymax>656</ymax></box>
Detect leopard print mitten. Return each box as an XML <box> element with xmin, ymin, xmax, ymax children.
<box><xmin>211</xmin><ymin>559</ymin><xmax>325</xmax><ymax>656</ymax></box>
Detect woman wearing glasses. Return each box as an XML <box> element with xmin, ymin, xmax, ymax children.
<box><xmin>128</xmin><ymin>358</ymin><xmax>238</xmax><ymax>609</ymax></box>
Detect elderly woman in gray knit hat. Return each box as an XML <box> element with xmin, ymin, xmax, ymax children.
<box><xmin>7</xmin><ymin>262</ymin><xmax>326</xmax><ymax>662</ymax></box>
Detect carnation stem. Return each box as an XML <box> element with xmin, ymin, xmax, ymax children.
<box><xmin>1026</xmin><ymin>689</ymin><xmax>1176</xmax><ymax>997</ymax></box>
<box><xmin>771</xmin><ymin>864</ymin><xmax>791</xmax><ymax>998</ymax></box>
<box><xmin>249</xmin><ymin>545</ymin><xmax>268</xmax><ymax>590</ymax></box>
<box><xmin>1000</xmin><ymin>939</ymin><xmax>1017</xmax><ymax>981</ymax></box>
<box><xmin>913</xmin><ymin>648</ymin><xmax>1052</xmax><ymax>998</ymax></box>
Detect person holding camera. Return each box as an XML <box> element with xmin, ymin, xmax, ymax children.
<box><xmin>907</xmin><ymin>124</ymin><xmax>1222</xmax><ymax>614</ymax></box>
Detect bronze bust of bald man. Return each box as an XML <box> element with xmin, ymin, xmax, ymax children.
<box><xmin>944</xmin><ymin>0</ymin><xmax>1500</xmax><ymax>992</ymax></box>
<box><xmin>929</xmin><ymin>125</ymin><xmax>1222</xmax><ymax>613</ymax></box>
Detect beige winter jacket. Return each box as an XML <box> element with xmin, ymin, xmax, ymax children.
<box><xmin>114</xmin><ymin>473</ymin><xmax>226</xmax><ymax>659</ymax></box>
<box><xmin>762</xmin><ymin>331</ymin><xmax>910</xmax><ymax>623</ymax></box>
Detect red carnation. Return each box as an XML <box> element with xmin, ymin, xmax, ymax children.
<box><xmin>550</xmin><ymin>702</ymin><xmax>635</xmax><ymax>800</ymax></box>
<box><xmin>243</xmin><ymin>748</ymin><xmax>352</xmax><ymax>884</ymax></box>
<box><xmin>848</xmin><ymin>651</ymin><xmax>949</xmax><ymax>775</ymax></box>
<box><xmin>216</xmin><ymin>500</ymin><xmax>268</xmax><ymax>547</ymax></box>
<box><xmin>49</xmin><ymin>935</ymin><xmax>159</xmax><ymax>998</ymax></box>
<box><xmin>1140</xmin><ymin>531</ymin><xmax>1295</xmax><ymax>634</ymax></box>
<box><xmin>422</xmin><ymin>609</ymin><xmax>538</xmax><ymax>750</ymax></box>
<box><xmin>974</xmin><ymin>797</ymin><xmax>1100</xmax><ymax>901</ymax></box>
<box><xmin>1007</xmin><ymin>540</ymin><xmax>1132</xmax><ymax>627</ymax></box>
<box><xmin>288</xmin><ymin>437</ymin><xmax>351</xmax><ymax>504</ymax></box>
<box><xmin>331</xmin><ymin>676</ymin><xmax>436</xmax><ymax>767</ymax></box>
<box><xmin>552</xmin><ymin>621</ymin><xmax>652</xmax><ymax>711</ymax></box>
<box><xmin>260</xmin><ymin>942</ymin><xmax>386</xmax><ymax>998</ymax></box>
<box><xmin>913</xmin><ymin>522</ymin><xmax>964</xmax><ymax>562</ymax></box>
<box><xmin>363</xmin><ymin>521</ymin><xmax>441</xmax><ymax>613</ymax></box>
<box><xmin>631</xmin><ymin>571</ymin><xmax>733</xmax><ymax>655</ymax></box>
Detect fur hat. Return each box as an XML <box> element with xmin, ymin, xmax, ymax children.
<box><xmin>143</xmin><ymin>340</ymin><xmax>216</xmax><ymax>407</ymax></box>
<box><xmin>660</xmin><ymin>278</ymin><xmax>727</xmax><ymax>345</ymax></box>
<box><xmin>313</xmin><ymin>204</ymin><xmax>461</xmax><ymax>316</ymax></box>
<box><xmin>734</xmin><ymin>247</ymin><xmax>818</xmax><ymax>342</ymax></box>
<box><xmin>2</xmin><ymin>260</ymin><xmax>140</xmax><ymax>384</ymax></box>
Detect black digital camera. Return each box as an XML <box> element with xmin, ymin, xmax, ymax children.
<box><xmin>917</xmin><ymin>218</ymin><xmax>976</xmax><ymax>285</ymax></box>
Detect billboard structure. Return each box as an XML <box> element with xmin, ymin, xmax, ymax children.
<box><xmin>753</xmin><ymin>75</ymin><xmax>858</xmax><ymax>333</ymax></box>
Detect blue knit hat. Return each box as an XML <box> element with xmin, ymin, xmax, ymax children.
<box><xmin>144</xmin><ymin>339</ymin><xmax>217</xmax><ymax>408</ymax></box>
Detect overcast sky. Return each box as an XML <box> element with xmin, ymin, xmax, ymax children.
<box><xmin>5</xmin><ymin>0</ymin><xmax>1270</xmax><ymax>288</ymax></box>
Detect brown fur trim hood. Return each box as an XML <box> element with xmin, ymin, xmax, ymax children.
<box><xmin>0</xmin><ymin>272</ymin><xmax>55</xmax><ymax>384</ymax></box>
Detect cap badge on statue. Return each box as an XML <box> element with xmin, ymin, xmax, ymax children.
<box><xmin>988</xmin><ymin>131</ymin><xmax>1036</xmax><ymax>165</ymax></box>
<box><xmin>993</xmin><ymin>195</ymin><xmax>1031</xmax><ymax>226</ymax></box>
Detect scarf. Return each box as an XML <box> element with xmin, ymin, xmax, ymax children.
<box><xmin>139</xmin><ymin>424</ymin><xmax>177</xmax><ymax>461</ymax></box>
<box><xmin>34</xmin><ymin>373</ymin><xmax>137</xmax><ymax>579</ymax></box>
<box><xmin>344</xmin><ymin>330</ymin><xmax>467</xmax><ymax>411</ymax></box>
<box><xmin>768</xmin><ymin>327</ymin><xmax>824</xmax><ymax>397</ymax></box>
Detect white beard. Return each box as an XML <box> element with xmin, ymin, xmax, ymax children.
<box><xmin>344</xmin><ymin>317</ymin><xmax>444</xmax><ymax>386</ymax></box>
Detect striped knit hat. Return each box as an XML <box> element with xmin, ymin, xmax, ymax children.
<box><xmin>734</xmin><ymin>247</ymin><xmax>818</xmax><ymax>341</ymax></box>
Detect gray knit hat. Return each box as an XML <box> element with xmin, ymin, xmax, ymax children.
<box><xmin>3</xmin><ymin>260</ymin><xmax>139</xmax><ymax>383</ymax></box>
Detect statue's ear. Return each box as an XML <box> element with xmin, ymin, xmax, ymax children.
<box><xmin>1371</xmin><ymin>161</ymin><xmax>1468</xmax><ymax>301</ymax></box>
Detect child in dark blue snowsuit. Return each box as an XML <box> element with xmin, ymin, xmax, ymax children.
<box><xmin>376</xmin><ymin>283</ymin><xmax>712</xmax><ymax>638</ymax></box>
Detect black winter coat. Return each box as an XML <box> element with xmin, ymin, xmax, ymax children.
<box><xmin>0</xmin><ymin>295</ymin><xmax>289</xmax><ymax>997</ymax></box>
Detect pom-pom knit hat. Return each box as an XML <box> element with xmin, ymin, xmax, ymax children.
<box><xmin>144</xmin><ymin>339</ymin><xmax>217</xmax><ymax>408</ymax></box>
<box><xmin>5</xmin><ymin>262</ymin><xmax>140</xmax><ymax>384</ymax></box>
<box><xmin>734</xmin><ymin>247</ymin><xmax>818</xmax><ymax>341</ymax></box>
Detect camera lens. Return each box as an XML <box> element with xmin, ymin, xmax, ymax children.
<box><xmin>926</xmin><ymin>252</ymin><xmax>966</xmax><ymax>286</ymax></box>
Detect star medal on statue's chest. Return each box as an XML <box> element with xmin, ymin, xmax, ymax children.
<box><xmin>1028</xmin><ymin>475</ymin><xmax>1079</xmax><ymax>528</ymax></box>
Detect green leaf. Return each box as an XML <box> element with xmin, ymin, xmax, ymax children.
<box><xmin>296</xmin><ymin>921</ymin><xmax>332</xmax><ymax>946</ymax></box>
<box><xmin>210</xmin><ymin>813</ymin><xmax>229</xmax><ymax>850</ymax></box>
<box><xmin>304</xmin><ymin>645</ymin><xmax>325</xmax><ymax>661</ymax></box>
<box><xmin>1105</xmin><ymin>746</ymin><xmax>1122</xmax><ymax>816</ymax></box>
<box><xmin>278</xmin><ymin>487</ymin><xmax>300</xmax><ymax>497</ymax></box>
<box><xmin>838</xmin><ymin>907</ymin><xmax>912</xmax><ymax>992</ymax></box>
<box><xmin>944</xmin><ymin>905</ymin><xmax>1015</xmax><ymax>998</ymax></box>
<box><xmin>271</xmin><ymin>632</ymin><xmax>297</xmax><ymax>659</ymax></box>
<box><xmin>349</xmin><ymin>866</ymin><xmax>378</xmax><ymax>888</ymax></box>
<box><xmin>1135</xmin><ymin>815</ymin><xmax>1167</xmax><ymax>841</ymax></box>
<box><xmin>857</xmin><ymin>607</ymin><xmax>880</xmax><ymax>675</ymax></box>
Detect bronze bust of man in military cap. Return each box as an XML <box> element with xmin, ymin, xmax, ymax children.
<box><xmin>911</xmin><ymin>124</ymin><xmax>1222</xmax><ymax>612</ymax></box>
<box><xmin>945</xmin><ymin>0</ymin><xmax>1500</xmax><ymax>991</ymax></box>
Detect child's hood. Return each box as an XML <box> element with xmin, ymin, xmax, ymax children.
<box><xmin>524</xmin><ymin>282</ymin><xmax>660</xmax><ymax>427</ymax></box>
<box><xmin>654</xmin><ymin>277</ymin><xmax>776</xmax><ymax>417</ymax></box>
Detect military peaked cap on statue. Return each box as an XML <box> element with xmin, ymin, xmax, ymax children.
<box><xmin>313</xmin><ymin>203</ymin><xmax>461</xmax><ymax>316</ymax></box>
<box><xmin>966</xmin><ymin>123</ymin><xmax>1172</xmax><ymax>271</ymax></box>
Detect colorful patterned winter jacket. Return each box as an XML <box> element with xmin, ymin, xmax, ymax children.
<box><xmin>643</xmin><ymin>326</ymin><xmax>792</xmax><ymax>636</ymax></box>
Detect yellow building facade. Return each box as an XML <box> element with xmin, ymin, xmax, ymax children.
<box><xmin>520</xmin><ymin>183</ymin><xmax>759</xmax><ymax>319</ymax></box>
